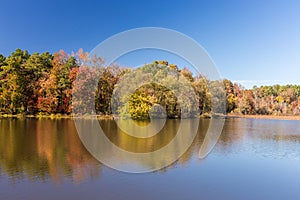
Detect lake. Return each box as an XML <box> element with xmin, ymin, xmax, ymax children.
<box><xmin>1</xmin><ymin>118</ymin><xmax>300</xmax><ymax>200</ymax></box>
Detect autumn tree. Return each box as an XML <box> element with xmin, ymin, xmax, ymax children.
<box><xmin>223</xmin><ymin>79</ymin><xmax>237</xmax><ymax>113</ymax></box>
<box><xmin>192</xmin><ymin>76</ymin><xmax>211</xmax><ymax>114</ymax></box>
<box><xmin>0</xmin><ymin>49</ymin><xmax>30</xmax><ymax>113</ymax></box>
<box><xmin>95</xmin><ymin>65</ymin><xmax>121</xmax><ymax>115</ymax></box>
<box><xmin>38</xmin><ymin>50</ymin><xmax>77</xmax><ymax>114</ymax></box>
<box><xmin>24</xmin><ymin>52</ymin><xmax>53</xmax><ymax>113</ymax></box>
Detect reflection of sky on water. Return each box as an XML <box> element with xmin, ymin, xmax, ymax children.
<box><xmin>213</xmin><ymin>118</ymin><xmax>300</xmax><ymax>160</ymax></box>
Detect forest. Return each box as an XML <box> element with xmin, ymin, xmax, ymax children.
<box><xmin>1</xmin><ymin>49</ymin><xmax>300</xmax><ymax>119</ymax></box>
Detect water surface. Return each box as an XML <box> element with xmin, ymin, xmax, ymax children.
<box><xmin>0</xmin><ymin>118</ymin><xmax>300</xmax><ymax>200</ymax></box>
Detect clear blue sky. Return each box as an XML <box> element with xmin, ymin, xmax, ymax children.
<box><xmin>1</xmin><ymin>0</ymin><xmax>300</xmax><ymax>88</ymax></box>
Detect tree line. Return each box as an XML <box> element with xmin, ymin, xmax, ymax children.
<box><xmin>0</xmin><ymin>49</ymin><xmax>300</xmax><ymax>118</ymax></box>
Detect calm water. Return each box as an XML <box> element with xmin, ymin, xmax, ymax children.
<box><xmin>1</xmin><ymin>118</ymin><xmax>300</xmax><ymax>200</ymax></box>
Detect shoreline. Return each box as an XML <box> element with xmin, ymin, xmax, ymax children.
<box><xmin>1</xmin><ymin>113</ymin><xmax>300</xmax><ymax>121</ymax></box>
<box><xmin>226</xmin><ymin>114</ymin><xmax>300</xmax><ymax>121</ymax></box>
<box><xmin>0</xmin><ymin>114</ymin><xmax>114</xmax><ymax>120</ymax></box>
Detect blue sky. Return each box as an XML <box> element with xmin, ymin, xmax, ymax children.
<box><xmin>1</xmin><ymin>0</ymin><xmax>300</xmax><ymax>88</ymax></box>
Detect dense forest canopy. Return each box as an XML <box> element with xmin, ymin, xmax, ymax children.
<box><xmin>0</xmin><ymin>49</ymin><xmax>300</xmax><ymax>118</ymax></box>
